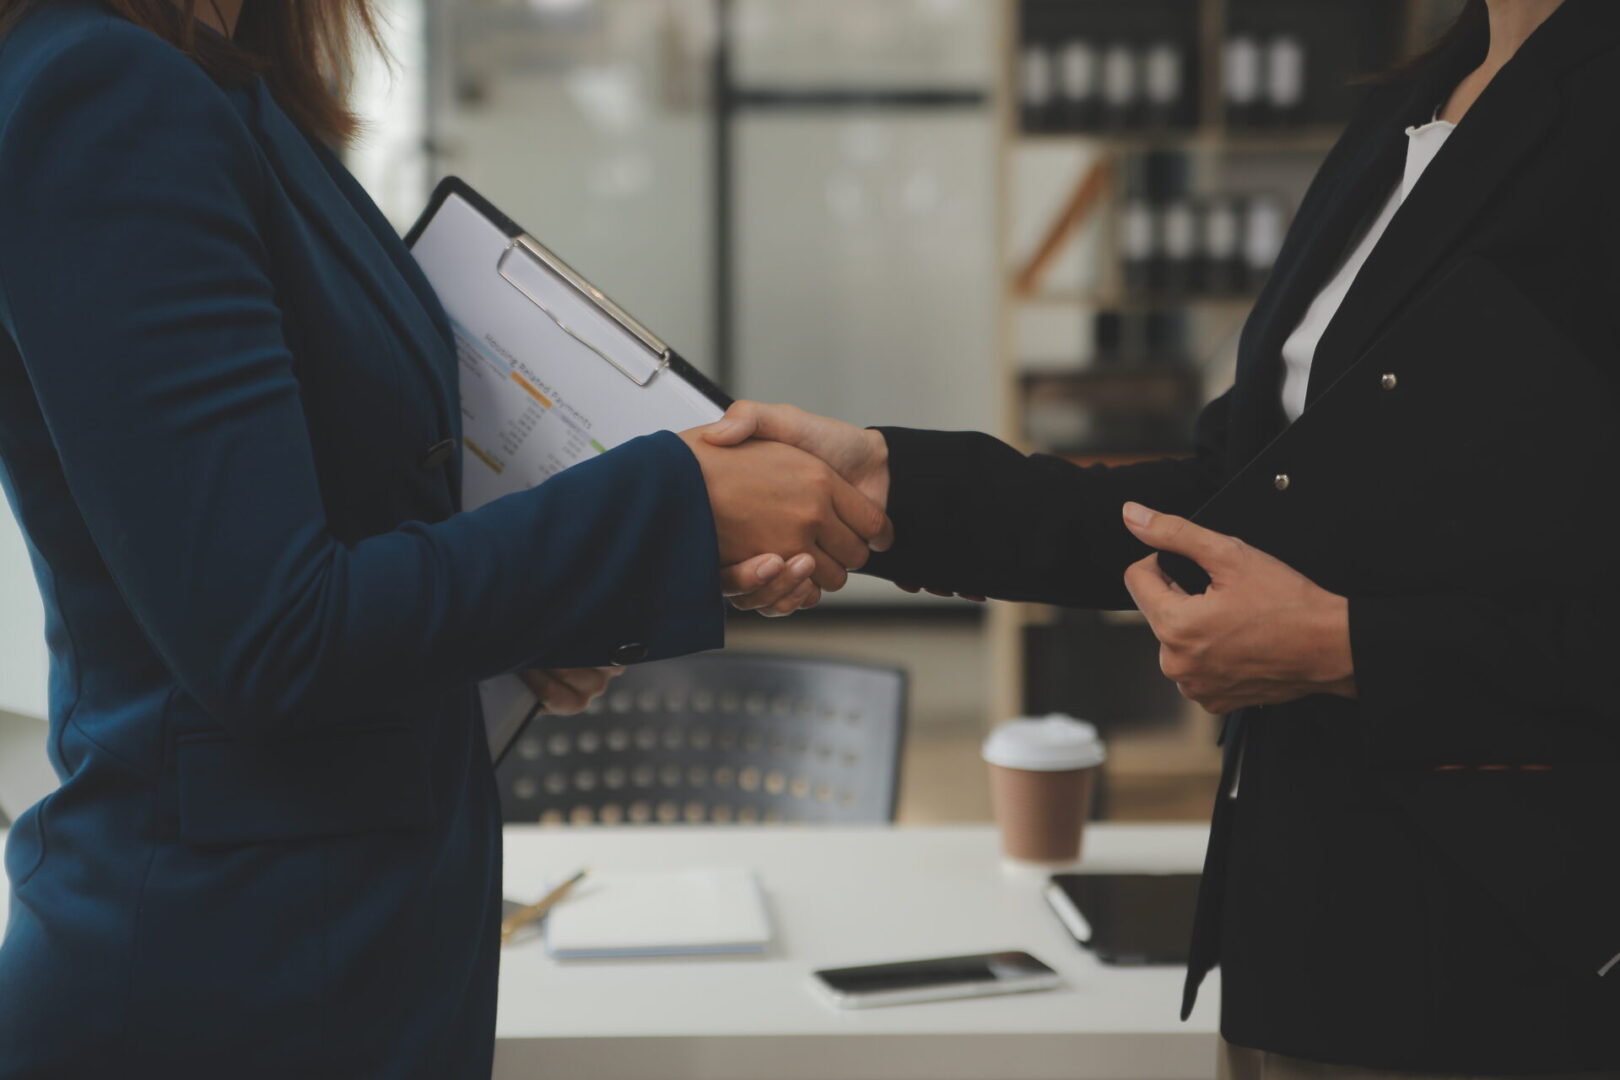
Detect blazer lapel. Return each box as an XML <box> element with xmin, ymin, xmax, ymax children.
<box><xmin>246</xmin><ymin>81</ymin><xmax>459</xmax><ymax>450</ymax></box>
<box><xmin>1234</xmin><ymin>119</ymin><xmax>1406</xmax><ymax>449</ymax></box>
<box><xmin>1303</xmin><ymin>0</ymin><xmax>1620</xmax><ymax>403</ymax></box>
<box><xmin>1302</xmin><ymin>73</ymin><xmax>1556</xmax><ymax>404</ymax></box>
<box><xmin>308</xmin><ymin>137</ymin><xmax>458</xmax><ymax>357</ymax></box>
<box><xmin>1221</xmin><ymin>77</ymin><xmax>1419</xmax><ymax>463</ymax></box>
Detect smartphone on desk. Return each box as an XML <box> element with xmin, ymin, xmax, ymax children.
<box><xmin>811</xmin><ymin>951</ymin><xmax>1060</xmax><ymax>1009</ymax></box>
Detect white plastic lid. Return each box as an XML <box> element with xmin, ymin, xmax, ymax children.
<box><xmin>981</xmin><ymin>714</ymin><xmax>1106</xmax><ymax>772</ymax></box>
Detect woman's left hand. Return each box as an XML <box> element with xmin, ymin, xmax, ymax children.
<box><xmin>520</xmin><ymin>667</ymin><xmax>625</xmax><ymax>715</ymax></box>
<box><xmin>1120</xmin><ymin>502</ymin><xmax>1357</xmax><ymax>714</ymax></box>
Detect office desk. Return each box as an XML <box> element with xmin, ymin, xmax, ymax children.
<box><xmin>0</xmin><ymin>823</ymin><xmax>1218</xmax><ymax>1079</ymax></box>
<box><xmin>495</xmin><ymin>823</ymin><xmax>1217</xmax><ymax>1080</ymax></box>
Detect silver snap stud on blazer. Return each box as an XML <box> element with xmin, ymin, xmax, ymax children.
<box><xmin>1380</xmin><ymin>372</ymin><xmax>1399</xmax><ymax>390</ymax></box>
<box><xmin>1273</xmin><ymin>473</ymin><xmax>1291</xmax><ymax>491</ymax></box>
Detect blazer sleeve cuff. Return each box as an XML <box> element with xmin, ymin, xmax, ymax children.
<box><xmin>517</xmin><ymin>430</ymin><xmax>725</xmax><ymax>671</ymax></box>
<box><xmin>589</xmin><ymin>431</ymin><xmax>726</xmax><ymax>665</ymax></box>
<box><xmin>861</xmin><ymin>427</ymin><xmax>978</xmax><ymax>587</ymax></box>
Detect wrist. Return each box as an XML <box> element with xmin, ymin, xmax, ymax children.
<box><xmin>674</xmin><ymin>429</ymin><xmax>727</xmax><ymax>550</ymax></box>
<box><xmin>1303</xmin><ymin>589</ymin><xmax>1356</xmax><ymax>695</ymax></box>
<box><xmin>860</xmin><ymin>428</ymin><xmax>890</xmax><ymax>510</ymax></box>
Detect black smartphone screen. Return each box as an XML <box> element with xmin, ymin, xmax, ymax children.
<box><xmin>815</xmin><ymin>951</ymin><xmax>1055</xmax><ymax>995</ymax></box>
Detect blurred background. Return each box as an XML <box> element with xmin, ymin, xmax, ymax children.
<box><xmin>0</xmin><ymin>0</ymin><xmax>1467</xmax><ymax>826</ymax></box>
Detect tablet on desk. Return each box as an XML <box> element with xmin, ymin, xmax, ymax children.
<box><xmin>1044</xmin><ymin>873</ymin><xmax>1200</xmax><ymax>966</ymax></box>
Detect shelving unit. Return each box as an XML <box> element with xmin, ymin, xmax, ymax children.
<box><xmin>988</xmin><ymin>0</ymin><xmax>1453</xmax><ymax>818</ymax></box>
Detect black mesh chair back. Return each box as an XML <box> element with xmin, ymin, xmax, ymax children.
<box><xmin>495</xmin><ymin>653</ymin><xmax>907</xmax><ymax>826</ymax></box>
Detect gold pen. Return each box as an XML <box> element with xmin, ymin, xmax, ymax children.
<box><xmin>500</xmin><ymin>869</ymin><xmax>588</xmax><ymax>946</ymax></box>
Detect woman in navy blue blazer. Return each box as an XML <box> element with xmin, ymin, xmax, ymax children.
<box><xmin>0</xmin><ymin>1</ymin><xmax>887</xmax><ymax>1076</ymax></box>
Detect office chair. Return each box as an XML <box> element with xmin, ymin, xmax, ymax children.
<box><xmin>495</xmin><ymin>653</ymin><xmax>907</xmax><ymax>826</ymax></box>
<box><xmin>0</xmin><ymin>710</ymin><xmax>56</xmax><ymax>828</ymax></box>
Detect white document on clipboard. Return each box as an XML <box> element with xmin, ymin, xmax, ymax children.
<box><xmin>406</xmin><ymin>178</ymin><xmax>729</xmax><ymax>762</ymax></box>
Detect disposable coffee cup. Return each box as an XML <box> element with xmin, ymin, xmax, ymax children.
<box><xmin>982</xmin><ymin>714</ymin><xmax>1105</xmax><ymax>866</ymax></box>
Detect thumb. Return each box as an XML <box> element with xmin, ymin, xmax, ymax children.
<box><xmin>1121</xmin><ymin>552</ymin><xmax>1185</xmax><ymax>626</ymax></box>
<box><xmin>702</xmin><ymin>402</ymin><xmax>764</xmax><ymax>446</ymax></box>
<box><xmin>1121</xmin><ymin>502</ymin><xmax>1242</xmax><ymax>576</ymax></box>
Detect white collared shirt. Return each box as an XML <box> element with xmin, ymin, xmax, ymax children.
<box><xmin>1278</xmin><ymin>115</ymin><xmax>1456</xmax><ymax>423</ymax></box>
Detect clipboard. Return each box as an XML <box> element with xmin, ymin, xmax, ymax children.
<box><xmin>405</xmin><ymin>177</ymin><xmax>732</xmax><ymax>765</ymax></box>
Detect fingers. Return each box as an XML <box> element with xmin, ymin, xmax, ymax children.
<box><xmin>810</xmin><ymin>546</ymin><xmax>850</xmax><ymax>592</ymax></box>
<box><xmin>826</xmin><ymin>473</ymin><xmax>894</xmax><ymax>553</ymax></box>
<box><xmin>762</xmin><ymin>578</ymin><xmax>820</xmax><ymax>617</ymax></box>
<box><xmin>812</xmin><ymin>489</ymin><xmax>873</xmax><ymax>573</ymax></box>
<box><xmin>538</xmin><ymin>671</ymin><xmax>593</xmax><ymax>714</ymax></box>
<box><xmin>1121</xmin><ymin>502</ymin><xmax>1244</xmax><ymax>578</ymax></box>
<box><xmin>1122</xmin><ymin>551</ymin><xmax>1182</xmax><ymax>625</ymax></box>
<box><xmin>521</xmin><ymin>667</ymin><xmax>623</xmax><ymax>715</ymax></box>
<box><xmin>728</xmin><ymin>553</ymin><xmax>817</xmax><ymax>612</ymax></box>
<box><xmin>721</xmin><ymin>553</ymin><xmax>787</xmax><ymax>597</ymax></box>
<box><xmin>903</xmin><ymin>584</ymin><xmax>987</xmax><ymax>601</ymax></box>
<box><xmin>517</xmin><ymin>668</ymin><xmax>552</xmax><ymax>701</ymax></box>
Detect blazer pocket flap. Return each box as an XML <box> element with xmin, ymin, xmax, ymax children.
<box><xmin>176</xmin><ymin>726</ymin><xmax>435</xmax><ymax>845</ymax></box>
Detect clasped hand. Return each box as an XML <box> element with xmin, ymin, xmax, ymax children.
<box><xmin>680</xmin><ymin>403</ymin><xmax>1358</xmax><ymax>716</ymax></box>
<box><xmin>1120</xmin><ymin>502</ymin><xmax>1356</xmax><ymax>713</ymax></box>
<box><xmin>677</xmin><ymin>412</ymin><xmax>892</xmax><ymax>614</ymax></box>
<box><xmin>519</xmin><ymin>415</ymin><xmax>886</xmax><ymax>711</ymax></box>
<box><xmin>693</xmin><ymin>401</ymin><xmax>986</xmax><ymax>612</ymax></box>
<box><xmin>671</xmin><ymin>404</ymin><xmax>891</xmax><ymax>615</ymax></box>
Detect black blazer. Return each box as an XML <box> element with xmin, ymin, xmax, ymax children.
<box><xmin>864</xmin><ymin>2</ymin><xmax>1620</xmax><ymax>1071</ymax></box>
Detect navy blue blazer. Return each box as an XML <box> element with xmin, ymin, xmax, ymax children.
<box><xmin>0</xmin><ymin>4</ymin><xmax>723</xmax><ymax>1076</ymax></box>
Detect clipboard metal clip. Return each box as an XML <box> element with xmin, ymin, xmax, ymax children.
<box><xmin>498</xmin><ymin>235</ymin><xmax>671</xmax><ymax>388</ymax></box>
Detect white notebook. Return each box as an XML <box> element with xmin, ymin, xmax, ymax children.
<box><xmin>543</xmin><ymin>867</ymin><xmax>773</xmax><ymax>959</ymax></box>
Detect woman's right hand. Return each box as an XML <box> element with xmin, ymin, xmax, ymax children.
<box><xmin>701</xmin><ymin>402</ymin><xmax>890</xmax><ymax>510</ymax></box>
<box><xmin>698</xmin><ymin>403</ymin><xmax>892</xmax><ymax>613</ymax></box>
<box><xmin>677</xmin><ymin>429</ymin><xmax>892</xmax><ymax>592</ymax></box>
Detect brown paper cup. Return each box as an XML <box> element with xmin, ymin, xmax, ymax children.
<box><xmin>988</xmin><ymin>762</ymin><xmax>1098</xmax><ymax>864</ymax></box>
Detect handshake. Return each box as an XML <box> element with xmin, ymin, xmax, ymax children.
<box><xmin>676</xmin><ymin>402</ymin><xmax>896</xmax><ymax>617</ymax></box>
<box><xmin>524</xmin><ymin>401</ymin><xmax>927</xmax><ymax>714</ymax></box>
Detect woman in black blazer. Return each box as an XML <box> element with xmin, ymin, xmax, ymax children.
<box><xmin>715</xmin><ymin>0</ymin><xmax>1620</xmax><ymax>1075</ymax></box>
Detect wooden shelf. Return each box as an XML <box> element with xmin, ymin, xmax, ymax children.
<box><xmin>988</xmin><ymin>0</ymin><xmax>1430</xmax><ymax>820</ymax></box>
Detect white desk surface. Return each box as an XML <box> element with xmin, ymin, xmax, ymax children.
<box><xmin>495</xmin><ymin>823</ymin><xmax>1217</xmax><ymax>1080</ymax></box>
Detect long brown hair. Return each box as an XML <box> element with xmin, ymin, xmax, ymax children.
<box><xmin>0</xmin><ymin>0</ymin><xmax>383</xmax><ymax>144</ymax></box>
<box><xmin>1366</xmin><ymin>0</ymin><xmax>1487</xmax><ymax>83</ymax></box>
